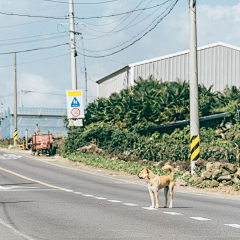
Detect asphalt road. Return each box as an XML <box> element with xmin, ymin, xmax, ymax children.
<box><xmin>0</xmin><ymin>149</ymin><xmax>240</xmax><ymax>240</ymax></box>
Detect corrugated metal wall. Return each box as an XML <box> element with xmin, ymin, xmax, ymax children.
<box><xmin>98</xmin><ymin>70</ymin><xmax>128</xmax><ymax>98</ymax></box>
<box><xmin>0</xmin><ymin>107</ymin><xmax>67</xmax><ymax>139</ymax></box>
<box><xmin>98</xmin><ymin>44</ymin><xmax>240</xmax><ymax>97</ymax></box>
<box><xmin>133</xmin><ymin>45</ymin><xmax>240</xmax><ymax>92</ymax></box>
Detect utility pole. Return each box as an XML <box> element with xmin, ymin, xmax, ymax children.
<box><xmin>81</xmin><ymin>35</ymin><xmax>88</xmax><ymax>106</ymax></box>
<box><xmin>189</xmin><ymin>0</ymin><xmax>200</xmax><ymax>174</ymax></box>
<box><xmin>14</xmin><ymin>52</ymin><xmax>18</xmax><ymax>147</ymax></box>
<box><xmin>69</xmin><ymin>0</ymin><xmax>77</xmax><ymax>90</ymax></box>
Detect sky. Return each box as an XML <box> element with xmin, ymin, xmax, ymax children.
<box><xmin>0</xmin><ymin>0</ymin><xmax>240</xmax><ymax>111</ymax></box>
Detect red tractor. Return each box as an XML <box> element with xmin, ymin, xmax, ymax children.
<box><xmin>31</xmin><ymin>133</ymin><xmax>56</xmax><ymax>156</ymax></box>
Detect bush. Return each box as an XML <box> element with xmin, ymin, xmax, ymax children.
<box><xmin>63</xmin><ymin>122</ymin><xmax>240</xmax><ymax>164</ymax></box>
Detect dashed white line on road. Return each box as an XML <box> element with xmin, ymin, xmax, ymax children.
<box><xmin>108</xmin><ymin>200</ymin><xmax>122</xmax><ymax>203</ymax></box>
<box><xmin>224</xmin><ymin>224</ymin><xmax>240</xmax><ymax>229</ymax></box>
<box><xmin>123</xmin><ymin>203</ymin><xmax>138</xmax><ymax>206</ymax></box>
<box><xmin>142</xmin><ymin>207</ymin><xmax>158</xmax><ymax>210</ymax></box>
<box><xmin>190</xmin><ymin>217</ymin><xmax>211</xmax><ymax>221</ymax></box>
<box><xmin>164</xmin><ymin>212</ymin><xmax>183</xmax><ymax>215</ymax></box>
<box><xmin>94</xmin><ymin>197</ymin><xmax>107</xmax><ymax>200</ymax></box>
<box><xmin>65</xmin><ymin>190</ymin><xmax>74</xmax><ymax>192</ymax></box>
<box><xmin>74</xmin><ymin>192</ymin><xmax>83</xmax><ymax>194</ymax></box>
<box><xmin>83</xmin><ymin>194</ymin><xmax>94</xmax><ymax>197</ymax></box>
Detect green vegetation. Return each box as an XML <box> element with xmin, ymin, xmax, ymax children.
<box><xmin>63</xmin><ymin>77</ymin><xmax>240</xmax><ymax>180</ymax></box>
<box><xmin>67</xmin><ymin>151</ymin><xmax>182</xmax><ymax>178</ymax></box>
<box><xmin>85</xmin><ymin>77</ymin><xmax>240</xmax><ymax>127</ymax></box>
<box><xmin>0</xmin><ymin>142</ymin><xmax>9</xmax><ymax>148</ymax></box>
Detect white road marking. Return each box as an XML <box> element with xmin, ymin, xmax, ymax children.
<box><xmin>0</xmin><ymin>189</ymin><xmax>57</xmax><ymax>192</ymax></box>
<box><xmin>224</xmin><ymin>224</ymin><xmax>240</xmax><ymax>229</ymax></box>
<box><xmin>142</xmin><ymin>207</ymin><xmax>158</xmax><ymax>210</ymax></box>
<box><xmin>164</xmin><ymin>212</ymin><xmax>182</xmax><ymax>215</ymax></box>
<box><xmin>190</xmin><ymin>217</ymin><xmax>211</xmax><ymax>221</ymax></box>
<box><xmin>0</xmin><ymin>218</ymin><xmax>34</xmax><ymax>240</ymax></box>
<box><xmin>74</xmin><ymin>192</ymin><xmax>83</xmax><ymax>194</ymax></box>
<box><xmin>0</xmin><ymin>186</ymin><xmax>39</xmax><ymax>190</ymax></box>
<box><xmin>65</xmin><ymin>190</ymin><xmax>74</xmax><ymax>192</ymax></box>
<box><xmin>108</xmin><ymin>200</ymin><xmax>122</xmax><ymax>203</ymax></box>
<box><xmin>0</xmin><ymin>154</ymin><xmax>22</xmax><ymax>159</ymax></box>
<box><xmin>83</xmin><ymin>194</ymin><xmax>94</xmax><ymax>197</ymax></box>
<box><xmin>123</xmin><ymin>203</ymin><xmax>138</xmax><ymax>206</ymax></box>
<box><xmin>94</xmin><ymin>197</ymin><xmax>107</xmax><ymax>200</ymax></box>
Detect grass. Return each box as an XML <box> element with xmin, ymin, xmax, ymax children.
<box><xmin>67</xmin><ymin>151</ymin><xmax>185</xmax><ymax>179</ymax></box>
<box><xmin>0</xmin><ymin>142</ymin><xmax>9</xmax><ymax>148</ymax></box>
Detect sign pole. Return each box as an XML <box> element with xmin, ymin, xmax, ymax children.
<box><xmin>189</xmin><ymin>0</ymin><xmax>200</xmax><ymax>174</ymax></box>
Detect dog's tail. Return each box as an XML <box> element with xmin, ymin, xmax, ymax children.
<box><xmin>162</xmin><ymin>165</ymin><xmax>173</xmax><ymax>180</ymax></box>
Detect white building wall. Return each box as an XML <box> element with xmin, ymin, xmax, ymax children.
<box><xmin>98</xmin><ymin>70</ymin><xmax>128</xmax><ymax>98</ymax></box>
<box><xmin>97</xmin><ymin>43</ymin><xmax>240</xmax><ymax>97</ymax></box>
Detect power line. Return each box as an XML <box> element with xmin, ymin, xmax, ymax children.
<box><xmin>76</xmin><ymin>0</ymin><xmax>176</xmax><ymax>53</ymax></box>
<box><xmin>83</xmin><ymin>0</ymin><xmax>154</xmax><ymax>34</ymax></box>
<box><xmin>84</xmin><ymin>0</ymin><xmax>147</xmax><ymax>40</ymax></box>
<box><xmin>0</xmin><ymin>32</ymin><xmax>66</xmax><ymax>42</ymax></box>
<box><xmin>0</xmin><ymin>43</ymin><xmax>69</xmax><ymax>55</ymax></box>
<box><xmin>0</xmin><ymin>53</ymin><xmax>70</xmax><ymax>69</ymax></box>
<box><xmin>0</xmin><ymin>35</ymin><xmax>68</xmax><ymax>47</ymax></box>
<box><xmin>20</xmin><ymin>2</ymin><xmax>59</xmax><ymax>65</ymax></box>
<box><xmin>0</xmin><ymin>19</ymin><xmax>52</xmax><ymax>29</ymax></box>
<box><xmin>76</xmin><ymin>0</ymin><xmax>179</xmax><ymax>58</ymax></box>
<box><xmin>43</xmin><ymin>0</ymin><xmax>118</xmax><ymax>4</ymax></box>
<box><xmin>81</xmin><ymin>0</ymin><xmax>169</xmax><ymax>48</ymax></box>
<box><xmin>83</xmin><ymin>0</ymin><xmax>168</xmax><ymax>40</ymax></box>
<box><xmin>0</xmin><ymin>1</ymin><xmax>175</xmax><ymax>20</ymax></box>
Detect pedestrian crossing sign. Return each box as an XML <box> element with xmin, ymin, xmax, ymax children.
<box><xmin>71</xmin><ymin>97</ymin><xmax>80</xmax><ymax>107</ymax></box>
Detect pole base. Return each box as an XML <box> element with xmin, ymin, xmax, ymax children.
<box><xmin>191</xmin><ymin>161</ymin><xmax>196</xmax><ymax>175</ymax></box>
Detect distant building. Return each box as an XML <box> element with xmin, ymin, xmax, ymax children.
<box><xmin>97</xmin><ymin>42</ymin><xmax>240</xmax><ymax>98</ymax></box>
<box><xmin>0</xmin><ymin>107</ymin><xmax>67</xmax><ymax>139</ymax></box>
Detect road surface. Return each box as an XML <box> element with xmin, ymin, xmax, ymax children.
<box><xmin>0</xmin><ymin>149</ymin><xmax>240</xmax><ymax>239</ymax></box>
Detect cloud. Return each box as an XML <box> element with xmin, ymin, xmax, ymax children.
<box><xmin>19</xmin><ymin>72</ymin><xmax>66</xmax><ymax>108</ymax></box>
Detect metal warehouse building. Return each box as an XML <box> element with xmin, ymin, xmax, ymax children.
<box><xmin>97</xmin><ymin>42</ymin><xmax>240</xmax><ymax>98</ymax></box>
<box><xmin>0</xmin><ymin>107</ymin><xmax>67</xmax><ymax>139</ymax></box>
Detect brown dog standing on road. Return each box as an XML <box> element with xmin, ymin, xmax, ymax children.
<box><xmin>138</xmin><ymin>165</ymin><xmax>174</xmax><ymax>209</ymax></box>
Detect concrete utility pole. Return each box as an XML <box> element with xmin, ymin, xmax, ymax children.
<box><xmin>69</xmin><ymin>0</ymin><xmax>77</xmax><ymax>90</ymax></box>
<box><xmin>81</xmin><ymin>35</ymin><xmax>88</xmax><ymax>106</ymax></box>
<box><xmin>14</xmin><ymin>52</ymin><xmax>17</xmax><ymax>147</ymax></box>
<box><xmin>189</xmin><ymin>0</ymin><xmax>200</xmax><ymax>174</ymax></box>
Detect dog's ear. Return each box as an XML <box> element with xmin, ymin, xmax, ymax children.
<box><xmin>144</xmin><ymin>166</ymin><xmax>149</xmax><ymax>172</ymax></box>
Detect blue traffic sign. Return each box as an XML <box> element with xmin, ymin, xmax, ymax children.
<box><xmin>71</xmin><ymin>97</ymin><xmax>80</xmax><ymax>107</ymax></box>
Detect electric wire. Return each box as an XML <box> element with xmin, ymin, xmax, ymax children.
<box><xmin>43</xmin><ymin>0</ymin><xmax>118</xmax><ymax>4</ymax></box>
<box><xmin>82</xmin><ymin>0</ymin><xmax>154</xmax><ymax>35</ymax></box>
<box><xmin>0</xmin><ymin>35</ymin><xmax>69</xmax><ymax>47</ymax></box>
<box><xmin>0</xmin><ymin>43</ymin><xmax>69</xmax><ymax>55</ymax></box>
<box><xmin>76</xmin><ymin>0</ymin><xmax>177</xmax><ymax>53</ymax></box>
<box><xmin>0</xmin><ymin>53</ymin><xmax>70</xmax><ymax>69</ymax></box>
<box><xmin>0</xmin><ymin>1</ymin><xmax>175</xmax><ymax>20</ymax></box>
<box><xmin>76</xmin><ymin>0</ymin><xmax>179</xmax><ymax>58</ymax></box>
<box><xmin>82</xmin><ymin>0</ymin><xmax>171</xmax><ymax>39</ymax></box>
<box><xmin>19</xmin><ymin>1</ymin><xmax>59</xmax><ymax>65</ymax></box>
<box><xmin>0</xmin><ymin>32</ymin><xmax>66</xmax><ymax>42</ymax></box>
<box><xmin>83</xmin><ymin>0</ymin><xmax>147</xmax><ymax>40</ymax></box>
<box><xmin>0</xmin><ymin>19</ymin><xmax>53</xmax><ymax>29</ymax></box>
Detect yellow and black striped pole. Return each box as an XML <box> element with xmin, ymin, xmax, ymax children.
<box><xmin>190</xmin><ymin>135</ymin><xmax>200</xmax><ymax>162</ymax></box>
<box><xmin>14</xmin><ymin>129</ymin><xmax>18</xmax><ymax>143</ymax></box>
